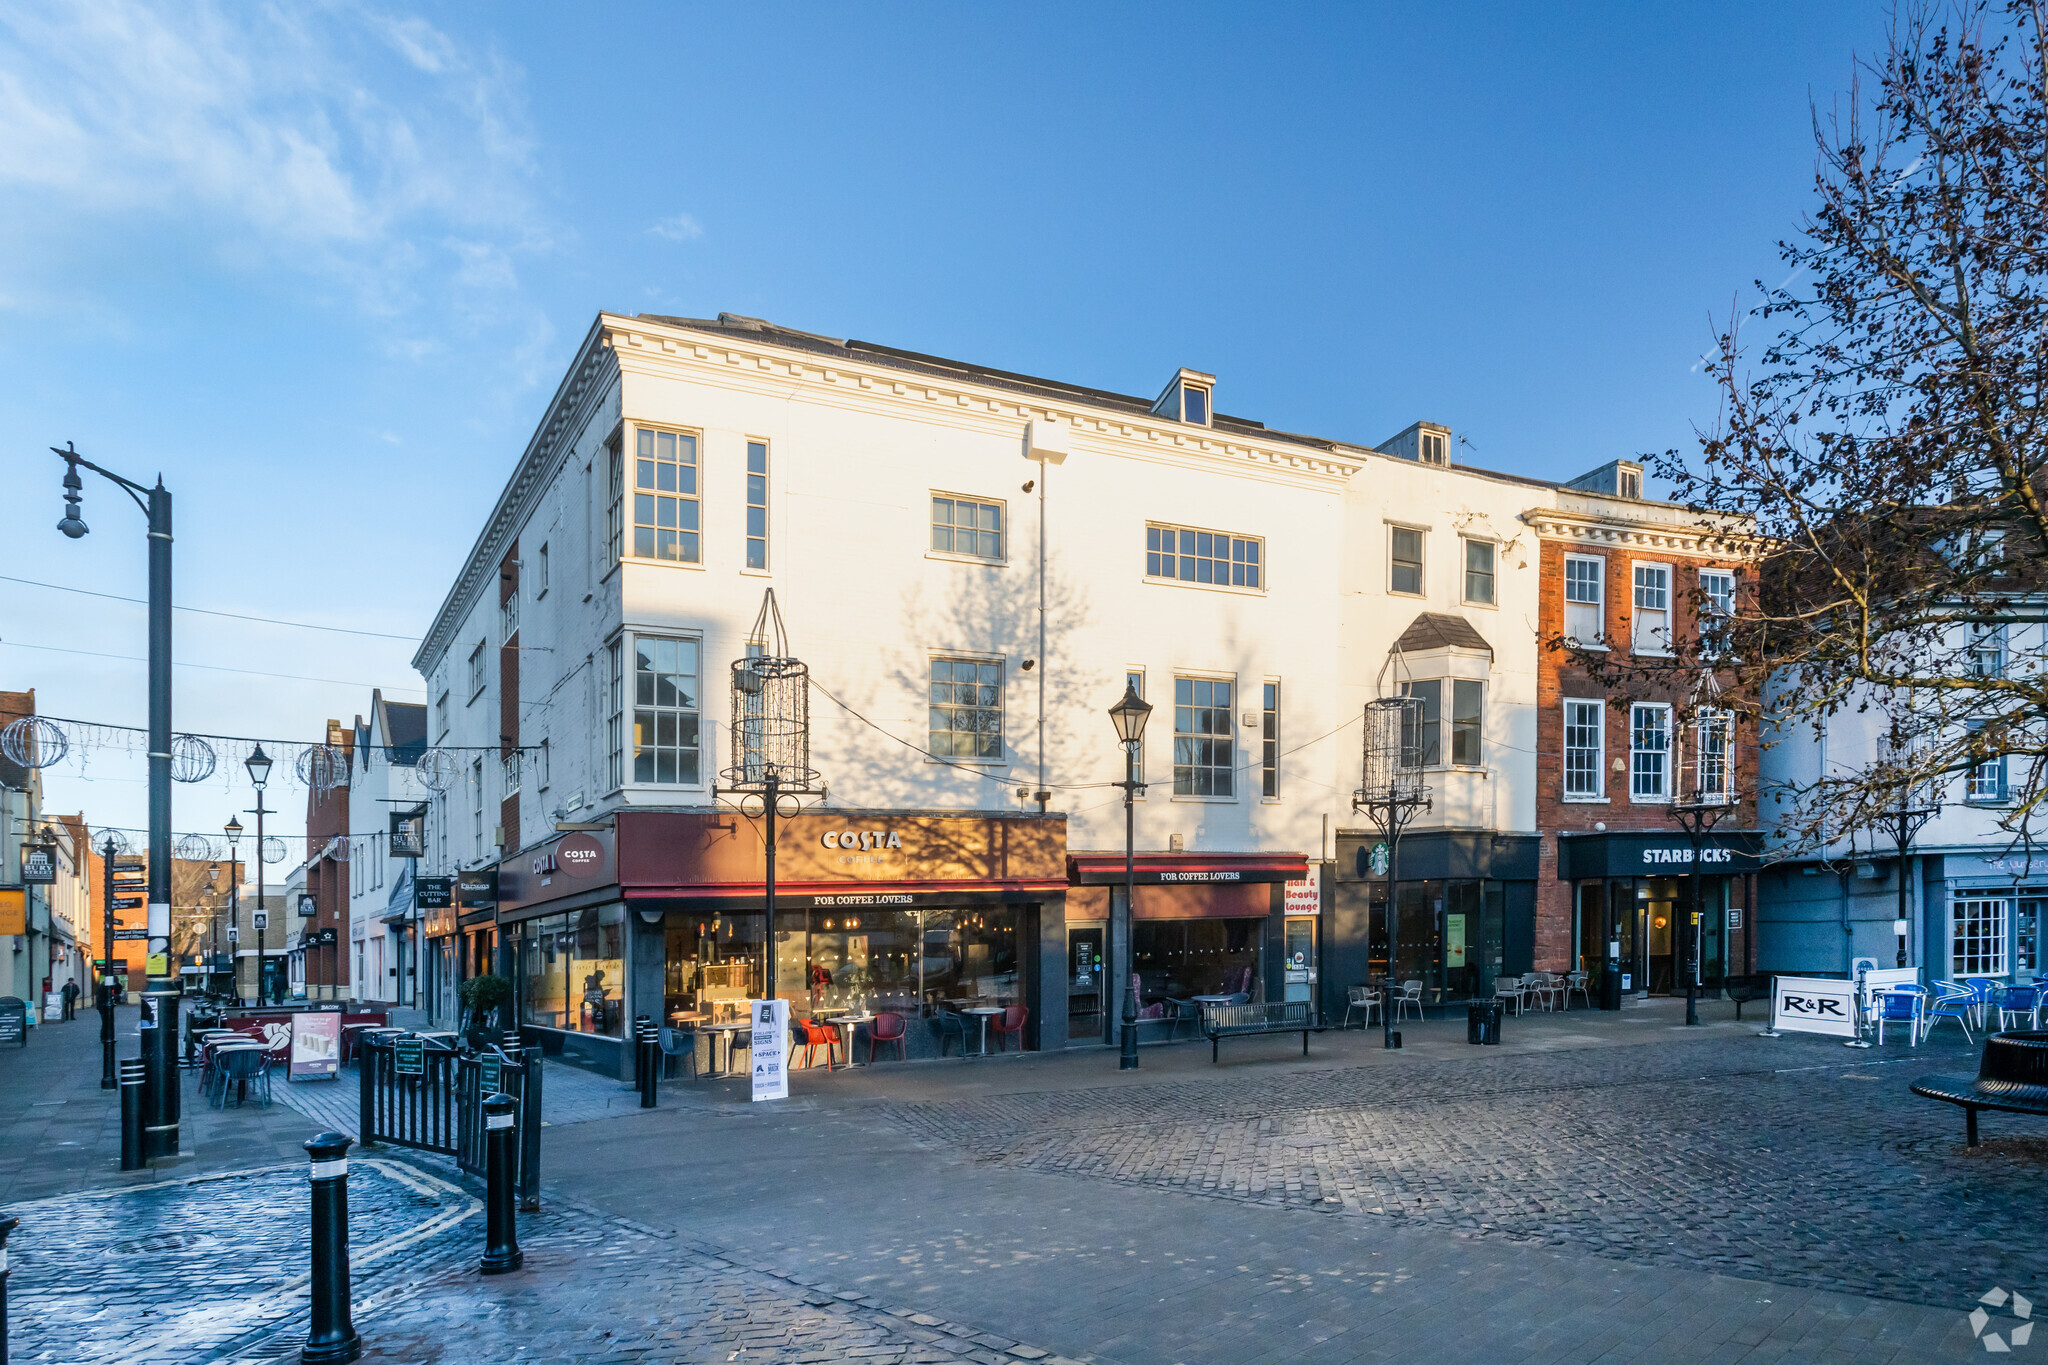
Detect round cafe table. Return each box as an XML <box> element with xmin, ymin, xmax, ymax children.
<box><xmin>961</xmin><ymin>1005</ymin><xmax>1004</xmax><ymax>1058</ymax></box>
<box><xmin>825</xmin><ymin>1014</ymin><xmax>875</xmax><ymax>1066</ymax></box>
<box><xmin>701</xmin><ymin>1021</ymin><xmax>749</xmax><ymax>1078</ymax></box>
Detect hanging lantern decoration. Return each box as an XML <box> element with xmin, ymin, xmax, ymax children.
<box><xmin>720</xmin><ymin>589</ymin><xmax>822</xmax><ymax>794</ymax></box>
<box><xmin>169</xmin><ymin>734</ymin><xmax>217</xmax><ymax>784</ymax></box>
<box><xmin>95</xmin><ymin>827</ymin><xmax>131</xmax><ymax>857</ymax></box>
<box><xmin>296</xmin><ymin>743</ymin><xmax>348</xmax><ymax>792</ymax></box>
<box><xmin>1</xmin><ymin>716</ymin><xmax>68</xmax><ymax>770</ymax></box>
<box><xmin>261</xmin><ymin>835</ymin><xmax>289</xmax><ymax>865</ymax></box>
<box><xmin>175</xmin><ymin>833</ymin><xmax>216</xmax><ymax>862</ymax></box>
<box><xmin>323</xmin><ymin>835</ymin><xmax>350</xmax><ymax>863</ymax></box>
<box><xmin>415</xmin><ymin>747</ymin><xmax>461</xmax><ymax>794</ymax></box>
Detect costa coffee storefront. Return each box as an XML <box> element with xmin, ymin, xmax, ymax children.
<box><xmin>495</xmin><ymin>810</ymin><xmax>1068</xmax><ymax>1076</ymax></box>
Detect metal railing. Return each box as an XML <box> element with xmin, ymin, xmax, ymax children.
<box><xmin>357</xmin><ymin>1036</ymin><xmax>541</xmax><ymax>1204</ymax></box>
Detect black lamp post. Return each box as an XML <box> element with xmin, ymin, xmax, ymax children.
<box><xmin>54</xmin><ymin>442</ymin><xmax>179</xmax><ymax>1156</ymax></box>
<box><xmin>1108</xmin><ymin>683</ymin><xmax>1152</xmax><ymax>1071</ymax></box>
<box><xmin>1874</xmin><ymin>797</ymin><xmax>1939</xmax><ymax>970</ymax></box>
<box><xmin>224</xmin><ymin>816</ymin><xmax>243</xmax><ymax>996</ymax></box>
<box><xmin>98</xmin><ymin>833</ymin><xmax>117</xmax><ymax>1090</ymax></box>
<box><xmin>244</xmin><ymin>746</ymin><xmax>272</xmax><ymax>1007</ymax></box>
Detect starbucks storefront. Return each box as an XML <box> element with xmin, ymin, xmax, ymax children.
<box><xmin>1555</xmin><ymin>830</ymin><xmax>1761</xmax><ymax>1000</ymax></box>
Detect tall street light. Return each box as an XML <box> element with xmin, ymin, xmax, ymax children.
<box><xmin>98</xmin><ymin>833</ymin><xmax>118</xmax><ymax>1091</ymax></box>
<box><xmin>244</xmin><ymin>746</ymin><xmax>272</xmax><ymax>1007</ymax></box>
<box><xmin>224</xmin><ymin>816</ymin><xmax>243</xmax><ymax>997</ymax></box>
<box><xmin>1874</xmin><ymin>795</ymin><xmax>1939</xmax><ymax>970</ymax></box>
<box><xmin>1107</xmin><ymin>682</ymin><xmax>1151</xmax><ymax>1071</ymax></box>
<box><xmin>54</xmin><ymin>442</ymin><xmax>179</xmax><ymax>1158</ymax></box>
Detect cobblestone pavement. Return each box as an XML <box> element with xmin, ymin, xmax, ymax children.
<box><xmin>880</xmin><ymin>1031</ymin><xmax>2042</xmax><ymax>1311</ymax></box>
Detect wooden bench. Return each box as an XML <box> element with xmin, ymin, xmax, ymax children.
<box><xmin>1203</xmin><ymin>1001</ymin><xmax>1326</xmax><ymax>1062</ymax></box>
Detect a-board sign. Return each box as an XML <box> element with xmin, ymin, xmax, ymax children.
<box><xmin>289</xmin><ymin>1012</ymin><xmax>340</xmax><ymax>1081</ymax></box>
<box><xmin>0</xmin><ymin>997</ymin><xmax>25</xmax><ymax>1047</ymax></box>
<box><xmin>750</xmin><ymin>998</ymin><xmax>789</xmax><ymax>1102</ymax></box>
<box><xmin>479</xmin><ymin>1054</ymin><xmax>503</xmax><ymax>1096</ymax></box>
<box><xmin>394</xmin><ymin>1036</ymin><xmax>425</xmax><ymax>1076</ymax></box>
<box><xmin>1768</xmin><ymin>975</ymin><xmax>1858</xmax><ymax>1038</ymax></box>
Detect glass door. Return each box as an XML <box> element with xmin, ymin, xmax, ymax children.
<box><xmin>1283</xmin><ymin>918</ymin><xmax>1316</xmax><ymax>1005</ymax></box>
<box><xmin>1067</xmin><ymin>924</ymin><xmax>1105</xmax><ymax>1044</ymax></box>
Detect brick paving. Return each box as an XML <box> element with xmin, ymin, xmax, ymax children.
<box><xmin>879</xmin><ymin>1030</ymin><xmax>2041</xmax><ymax>1311</ymax></box>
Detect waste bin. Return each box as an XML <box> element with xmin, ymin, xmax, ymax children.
<box><xmin>1467</xmin><ymin>999</ymin><xmax>1502</xmax><ymax>1045</ymax></box>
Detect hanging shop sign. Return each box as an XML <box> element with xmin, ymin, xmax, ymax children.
<box><xmin>455</xmin><ymin>870</ymin><xmax>498</xmax><ymax>907</ymax></box>
<box><xmin>388</xmin><ymin>807</ymin><xmax>426</xmax><ymax>859</ymax></box>
<box><xmin>20</xmin><ymin>844</ymin><xmax>57</xmax><ymax>884</ymax></box>
<box><xmin>556</xmin><ymin>833</ymin><xmax>605</xmax><ymax>877</ymax></box>
<box><xmin>298</xmin><ymin>893</ymin><xmax>317</xmax><ymax>918</ymax></box>
<box><xmin>1765</xmin><ymin>975</ymin><xmax>1857</xmax><ymax>1039</ymax></box>
<box><xmin>416</xmin><ymin>876</ymin><xmax>453</xmax><ymax>909</ymax></box>
<box><xmin>0</xmin><ymin>890</ymin><xmax>24</xmax><ymax>936</ymax></box>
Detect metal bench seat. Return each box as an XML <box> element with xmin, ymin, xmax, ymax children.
<box><xmin>1203</xmin><ymin>1001</ymin><xmax>1326</xmax><ymax>1062</ymax></box>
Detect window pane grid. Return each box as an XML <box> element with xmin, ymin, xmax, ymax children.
<box><xmin>1451</xmin><ymin>679</ymin><xmax>1483</xmax><ymax>766</ymax></box>
<box><xmin>1173</xmin><ymin>677</ymin><xmax>1234</xmax><ymax>796</ymax></box>
<box><xmin>1631</xmin><ymin>704</ymin><xmax>1669</xmax><ymax>798</ymax></box>
<box><xmin>1261</xmin><ymin>682</ymin><xmax>1280</xmax><ymax>797</ymax></box>
<box><xmin>746</xmin><ymin>441</ymin><xmax>768</xmax><ymax>570</ymax></box>
<box><xmin>1952</xmin><ymin>897</ymin><xmax>2009</xmax><ymax>976</ymax></box>
<box><xmin>929</xmin><ymin>658</ymin><xmax>1003</xmax><ymax>759</ymax></box>
<box><xmin>1564</xmin><ymin>700</ymin><xmax>1602</xmax><ymax>796</ymax></box>
<box><xmin>632</xmin><ymin>636</ymin><xmax>700</xmax><ymax>785</ymax></box>
<box><xmin>932</xmin><ymin>496</ymin><xmax>1004</xmax><ymax>560</ymax></box>
<box><xmin>1696</xmin><ymin>708</ymin><xmax>1730</xmax><ymax>799</ymax></box>
<box><xmin>1463</xmin><ymin>539</ymin><xmax>1495</xmax><ymax>605</ymax></box>
<box><xmin>1564</xmin><ymin>558</ymin><xmax>1602</xmax><ymax>604</ymax></box>
<box><xmin>632</xmin><ymin>429</ymin><xmax>701</xmax><ymax>563</ymax></box>
<box><xmin>1147</xmin><ymin>523</ymin><xmax>1262</xmax><ymax>589</ymax></box>
<box><xmin>1390</xmin><ymin>527</ymin><xmax>1423</xmax><ymax>595</ymax></box>
<box><xmin>1399</xmin><ymin>680</ymin><xmax>1441</xmax><ymax>767</ymax></box>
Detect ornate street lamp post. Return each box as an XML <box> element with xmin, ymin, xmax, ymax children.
<box><xmin>245</xmin><ymin>746</ymin><xmax>272</xmax><ymax>1007</ymax></box>
<box><xmin>1353</xmin><ymin>697</ymin><xmax>1430</xmax><ymax>1049</ymax></box>
<box><xmin>1107</xmin><ymin>683</ymin><xmax>1152</xmax><ymax>1071</ymax></box>
<box><xmin>224</xmin><ymin>816</ymin><xmax>243</xmax><ymax>999</ymax></box>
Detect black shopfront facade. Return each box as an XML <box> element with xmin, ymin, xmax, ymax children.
<box><xmin>1331</xmin><ymin>831</ymin><xmax>1541</xmax><ymax>999</ymax></box>
<box><xmin>1555</xmin><ymin>830</ymin><xmax>1761</xmax><ymax>998</ymax></box>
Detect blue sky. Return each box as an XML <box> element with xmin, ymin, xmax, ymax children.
<box><xmin>0</xmin><ymin>1</ymin><xmax>1878</xmax><ymax>844</ymax></box>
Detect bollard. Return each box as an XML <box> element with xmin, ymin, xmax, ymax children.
<box><xmin>479</xmin><ymin>1093</ymin><xmax>523</xmax><ymax>1274</ymax></box>
<box><xmin>634</xmin><ymin>1016</ymin><xmax>657</xmax><ymax>1109</ymax></box>
<box><xmin>118</xmin><ymin>1059</ymin><xmax>146</xmax><ymax>1171</ymax></box>
<box><xmin>301</xmin><ymin>1133</ymin><xmax>362</xmax><ymax>1365</ymax></box>
<box><xmin>518</xmin><ymin>1047</ymin><xmax>543</xmax><ymax>1212</ymax></box>
<box><xmin>1</xmin><ymin>1215</ymin><xmax>17</xmax><ymax>1365</ymax></box>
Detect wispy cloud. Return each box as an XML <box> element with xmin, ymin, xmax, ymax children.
<box><xmin>649</xmin><ymin>212</ymin><xmax>704</xmax><ymax>242</ymax></box>
<box><xmin>0</xmin><ymin>0</ymin><xmax>551</xmax><ymax>352</ymax></box>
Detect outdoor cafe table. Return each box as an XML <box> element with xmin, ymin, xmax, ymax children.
<box><xmin>824</xmin><ymin>1013</ymin><xmax>875</xmax><ymax>1066</ymax></box>
<box><xmin>701</xmin><ymin>1021</ymin><xmax>748</xmax><ymax>1078</ymax></box>
<box><xmin>961</xmin><ymin>1005</ymin><xmax>1003</xmax><ymax>1057</ymax></box>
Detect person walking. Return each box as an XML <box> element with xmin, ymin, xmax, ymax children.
<box><xmin>61</xmin><ymin>978</ymin><xmax>78</xmax><ymax>1021</ymax></box>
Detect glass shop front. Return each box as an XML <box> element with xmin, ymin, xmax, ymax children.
<box><xmin>1330</xmin><ymin>832</ymin><xmax>1541</xmax><ymax>1005</ymax></box>
<box><xmin>1556</xmin><ymin>830</ymin><xmax>1759</xmax><ymax>998</ymax></box>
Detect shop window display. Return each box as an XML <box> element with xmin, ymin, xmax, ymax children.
<box><xmin>517</xmin><ymin>904</ymin><xmax>625</xmax><ymax>1036</ymax></box>
<box><xmin>1131</xmin><ymin>918</ymin><xmax>1263</xmax><ymax>1008</ymax></box>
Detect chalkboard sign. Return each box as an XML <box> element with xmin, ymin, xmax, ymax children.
<box><xmin>479</xmin><ymin>1054</ymin><xmax>503</xmax><ymax>1096</ymax></box>
<box><xmin>0</xmin><ymin>997</ymin><xmax>26</xmax><ymax>1048</ymax></box>
<box><xmin>394</xmin><ymin>1036</ymin><xmax>425</xmax><ymax>1076</ymax></box>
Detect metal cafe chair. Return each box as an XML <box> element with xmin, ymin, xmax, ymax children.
<box><xmin>1563</xmin><ymin>972</ymin><xmax>1591</xmax><ymax>1010</ymax></box>
<box><xmin>1925</xmin><ymin>982</ymin><xmax>1977</xmax><ymax>1045</ymax></box>
<box><xmin>1342</xmin><ymin>985</ymin><xmax>1382</xmax><ymax>1029</ymax></box>
<box><xmin>1392</xmin><ymin>980</ymin><xmax>1425</xmax><ymax>1023</ymax></box>
<box><xmin>1874</xmin><ymin>988</ymin><xmax>1923</xmax><ymax>1046</ymax></box>
<box><xmin>1493</xmin><ymin>975</ymin><xmax>1525</xmax><ymax>1017</ymax></box>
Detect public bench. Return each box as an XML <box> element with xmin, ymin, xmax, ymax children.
<box><xmin>1203</xmin><ymin>1001</ymin><xmax>1326</xmax><ymax>1062</ymax></box>
<box><xmin>1721</xmin><ymin>974</ymin><xmax>1769</xmax><ymax>1022</ymax></box>
<box><xmin>1912</xmin><ymin>1030</ymin><xmax>2048</xmax><ymax>1146</ymax></box>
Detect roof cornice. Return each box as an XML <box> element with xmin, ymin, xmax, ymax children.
<box><xmin>1521</xmin><ymin>506</ymin><xmax>1756</xmax><ymax>557</ymax></box>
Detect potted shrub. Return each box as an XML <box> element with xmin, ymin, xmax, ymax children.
<box><xmin>457</xmin><ymin>973</ymin><xmax>513</xmax><ymax>1051</ymax></box>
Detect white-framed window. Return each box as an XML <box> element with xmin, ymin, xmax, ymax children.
<box><xmin>1951</xmin><ymin>895</ymin><xmax>2010</xmax><ymax>976</ymax></box>
<box><xmin>1699</xmin><ymin>568</ymin><xmax>1735</xmax><ymax>658</ymax></box>
<box><xmin>1147</xmin><ymin>524</ymin><xmax>1263</xmax><ymax>589</ymax></box>
<box><xmin>1181</xmin><ymin>384</ymin><xmax>1209</xmax><ymax>425</ymax></box>
<box><xmin>1463</xmin><ymin>538</ymin><xmax>1496</xmax><ymax>606</ymax></box>
<box><xmin>1619</xmin><ymin>467</ymin><xmax>1642</xmax><ymax>499</ymax></box>
<box><xmin>536</xmin><ymin>738</ymin><xmax>550</xmax><ymax>791</ymax></box>
<box><xmin>1967</xmin><ymin>724</ymin><xmax>2007</xmax><ymax>804</ymax></box>
<box><xmin>605</xmin><ymin>640</ymin><xmax>625</xmax><ymax>791</ymax></box>
<box><xmin>471</xmin><ymin>757</ymin><xmax>485</xmax><ymax>851</ymax></box>
<box><xmin>606</xmin><ymin>441</ymin><xmax>625</xmax><ymax>567</ymax></box>
<box><xmin>746</xmin><ymin>440</ymin><xmax>769</xmax><ymax>570</ymax></box>
<box><xmin>536</xmin><ymin>543</ymin><xmax>549</xmax><ymax>598</ymax></box>
<box><xmin>500</xmin><ymin>579</ymin><xmax>520</xmax><ymax>641</ymax></box>
<box><xmin>928</xmin><ymin>657</ymin><xmax>1004</xmax><ymax>761</ymax></box>
<box><xmin>1563</xmin><ymin>699</ymin><xmax>1603</xmax><ymax>798</ymax></box>
<box><xmin>631</xmin><ymin>427</ymin><xmax>701</xmax><ymax>563</ymax></box>
<box><xmin>1389</xmin><ymin>526</ymin><xmax>1424</xmax><ymax>596</ymax></box>
<box><xmin>1126</xmin><ymin>669</ymin><xmax>1146</xmax><ymax>789</ymax></box>
<box><xmin>1399</xmin><ymin>680</ymin><xmax>1440</xmax><ymax>766</ymax></box>
<box><xmin>1632</xmin><ymin>563</ymin><xmax>1671</xmax><ymax>654</ymax></box>
<box><xmin>1969</xmin><ymin>623</ymin><xmax>2007</xmax><ymax>678</ymax></box>
<box><xmin>1174</xmin><ymin>676</ymin><xmax>1235</xmax><ymax>797</ymax></box>
<box><xmin>467</xmin><ymin>641</ymin><xmax>487</xmax><ymax>701</ymax></box>
<box><xmin>502</xmin><ymin>748</ymin><xmax>522</xmax><ymax>797</ymax></box>
<box><xmin>1564</xmin><ymin>555</ymin><xmax>1604</xmax><ymax>645</ymax></box>
<box><xmin>633</xmin><ymin>635</ymin><xmax>702</xmax><ymax>784</ymax></box>
<box><xmin>1421</xmin><ymin>429</ymin><xmax>1448</xmax><ymax>465</ymax></box>
<box><xmin>1261</xmin><ymin>680</ymin><xmax>1281</xmax><ymax>798</ymax></box>
<box><xmin>1630</xmin><ymin>703</ymin><xmax>1671</xmax><ymax>800</ymax></box>
<box><xmin>1450</xmin><ymin>680</ymin><xmax>1483</xmax><ymax>766</ymax></box>
<box><xmin>931</xmin><ymin>494</ymin><xmax>1004</xmax><ymax>561</ymax></box>
<box><xmin>1694</xmin><ymin>708</ymin><xmax>1732</xmax><ymax>802</ymax></box>
<box><xmin>434</xmin><ymin>690</ymin><xmax>450</xmax><ymax>743</ymax></box>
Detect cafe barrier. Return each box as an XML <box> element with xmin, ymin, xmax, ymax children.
<box><xmin>358</xmin><ymin>1037</ymin><xmax>538</xmax><ymax>1188</ymax></box>
<box><xmin>1760</xmin><ymin>975</ymin><xmax>1858</xmax><ymax>1039</ymax></box>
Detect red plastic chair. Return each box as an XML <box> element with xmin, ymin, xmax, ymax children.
<box><xmin>868</xmin><ymin>1011</ymin><xmax>907</xmax><ymax>1062</ymax></box>
<box><xmin>789</xmin><ymin>1018</ymin><xmax>841</xmax><ymax>1071</ymax></box>
<box><xmin>990</xmin><ymin>1005</ymin><xmax>1028</xmax><ymax>1052</ymax></box>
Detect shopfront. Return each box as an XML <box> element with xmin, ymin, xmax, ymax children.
<box><xmin>1936</xmin><ymin>853</ymin><xmax>2046</xmax><ymax>983</ymax></box>
<box><xmin>1331</xmin><ymin>831</ymin><xmax>1539</xmax><ymax>1001</ymax></box>
<box><xmin>1064</xmin><ymin>852</ymin><xmax>1311</xmax><ymax>1043</ymax></box>
<box><xmin>1556</xmin><ymin>830</ymin><xmax>1760</xmax><ymax>998</ymax></box>
<box><xmin>495</xmin><ymin>810</ymin><xmax>1067</xmax><ymax>1076</ymax></box>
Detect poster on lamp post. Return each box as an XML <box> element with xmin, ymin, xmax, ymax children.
<box><xmin>750</xmin><ymin>997</ymin><xmax>789</xmax><ymax>1102</ymax></box>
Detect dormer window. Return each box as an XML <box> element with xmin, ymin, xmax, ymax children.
<box><xmin>1421</xmin><ymin>430</ymin><xmax>1447</xmax><ymax>465</ymax></box>
<box><xmin>1619</xmin><ymin>466</ymin><xmax>1642</xmax><ymax>498</ymax></box>
<box><xmin>1152</xmin><ymin>368</ymin><xmax>1216</xmax><ymax>427</ymax></box>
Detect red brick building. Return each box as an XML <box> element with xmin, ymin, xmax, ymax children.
<box><xmin>1524</xmin><ymin>461</ymin><xmax>1758</xmax><ymax>1000</ymax></box>
<box><xmin>300</xmin><ymin>719</ymin><xmax>353</xmax><ymax>1001</ymax></box>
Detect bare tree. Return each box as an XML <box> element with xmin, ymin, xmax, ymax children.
<box><xmin>1586</xmin><ymin>1</ymin><xmax>2048</xmax><ymax>856</ymax></box>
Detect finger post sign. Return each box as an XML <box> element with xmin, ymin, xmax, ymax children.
<box><xmin>1763</xmin><ymin>975</ymin><xmax>1858</xmax><ymax>1038</ymax></box>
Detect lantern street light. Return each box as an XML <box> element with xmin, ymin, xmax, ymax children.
<box><xmin>244</xmin><ymin>746</ymin><xmax>272</xmax><ymax>1007</ymax></box>
<box><xmin>1107</xmin><ymin>683</ymin><xmax>1152</xmax><ymax>1071</ymax></box>
<box><xmin>223</xmin><ymin>816</ymin><xmax>243</xmax><ymax>997</ymax></box>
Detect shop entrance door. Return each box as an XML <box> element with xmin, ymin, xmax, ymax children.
<box><xmin>1283</xmin><ymin>918</ymin><xmax>1317</xmax><ymax>1006</ymax></box>
<box><xmin>1644</xmin><ymin>878</ymin><xmax>1679</xmax><ymax>993</ymax></box>
<box><xmin>1067</xmin><ymin>925</ymin><xmax>1105</xmax><ymax>1044</ymax></box>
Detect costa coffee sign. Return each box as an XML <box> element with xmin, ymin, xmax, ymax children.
<box><xmin>556</xmin><ymin>833</ymin><xmax>604</xmax><ymax>877</ymax></box>
<box><xmin>821</xmin><ymin>829</ymin><xmax>904</xmax><ymax>852</ymax></box>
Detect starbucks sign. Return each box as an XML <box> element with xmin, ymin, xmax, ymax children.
<box><xmin>1367</xmin><ymin>842</ymin><xmax>1391</xmax><ymax>877</ymax></box>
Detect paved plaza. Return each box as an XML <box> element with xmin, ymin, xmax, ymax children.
<box><xmin>1</xmin><ymin>1000</ymin><xmax>2042</xmax><ymax>1363</ymax></box>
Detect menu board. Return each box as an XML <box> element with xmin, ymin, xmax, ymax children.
<box><xmin>289</xmin><ymin>1012</ymin><xmax>341</xmax><ymax>1080</ymax></box>
<box><xmin>750</xmin><ymin>998</ymin><xmax>788</xmax><ymax>1102</ymax></box>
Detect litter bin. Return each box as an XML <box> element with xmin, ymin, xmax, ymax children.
<box><xmin>1467</xmin><ymin>999</ymin><xmax>1502</xmax><ymax>1045</ymax></box>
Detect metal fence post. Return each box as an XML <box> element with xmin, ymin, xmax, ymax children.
<box><xmin>301</xmin><ymin>1133</ymin><xmax>361</xmax><ymax>1365</ymax></box>
<box><xmin>356</xmin><ymin>1044</ymin><xmax>376</xmax><ymax>1148</ymax></box>
<box><xmin>1</xmin><ymin>1215</ymin><xmax>17</xmax><ymax>1365</ymax></box>
<box><xmin>118</xmin><ymin>1059</ymin><xmax>146</xmax><ymax>1171</ymax></box>
<box><xmin>518</xmin><ymin>1049</ymin><xmax>542</xmax><ymax>1212</ymax></box>
<box><xmin>479</xmin><ymin>1094</ymin><xmax>522</xmax><ymax>1274</ymax></box>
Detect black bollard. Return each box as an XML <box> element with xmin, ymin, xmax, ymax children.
<box><xmin>1</xmin><ymin>1215</ymin><xmax>17</xmax><ymax>1365</ymax></box>
<box><xmin>479</xmin><ymin>1093</ymin><xmax>523</xmax><ymax>1274</ymax></box>
<box><xmin>98</xmin><ymin>978</ymin><xmax>115</xmax><ymax>1091</ymax></box>
<box><xmin>634</xmin><ymin>1016</ymin><xmax>657</xmax><ymax>1109</ymax></box>
<box><xmin>517</xmin><ymin>1048</ymin><xmax>542</xmax><ymax>1213</ymax></box>
<box><xmin>118</xmin><ymin>1059</ymin><xmax>146</xmax><ymax>1171</ymax></box>
<box><xmin>301</xmin><ymin>1133</ymin><xmax>362</xmax><ymax>1365</ymax></box>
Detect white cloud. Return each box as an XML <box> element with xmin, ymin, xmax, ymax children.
<box><xmin>0</xmin><ymin>1</ymin><xmax>550</xmax><ymax>330</ymax></box>
<box><xmin>650</xmin><ymin>212</ymin><xmax>704</xmax><ymax>242</ymax></box>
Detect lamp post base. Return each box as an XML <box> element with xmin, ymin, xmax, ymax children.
<box><xmin>1119</xmin><ymin>1019</ymin><xmax>1139</xmax><ymax>1070</ymax></box>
